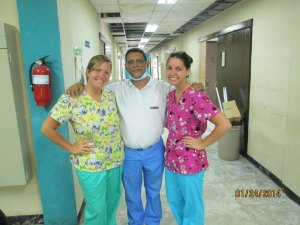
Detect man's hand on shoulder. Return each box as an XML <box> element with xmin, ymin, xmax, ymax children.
<box><xmin>191</xmin><ymin>82</ymin><xmax>205</xmax><ymax>92</ymax></box>
<box><xmin>65</xmin><ymin>82</ymin><xmax>85</xmax><ymax>97</ymax></box>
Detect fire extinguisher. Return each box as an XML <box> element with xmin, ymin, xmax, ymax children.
<box><xmin>29</xmin><ymin>55</ymin><xmax>52</xmax><ymax>106</ymax></box>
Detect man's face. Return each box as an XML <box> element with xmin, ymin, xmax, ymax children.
<box><xmin>125</xmin><ymin>52</ymin><xmax>148</xmax><ymax>79</ymax></box>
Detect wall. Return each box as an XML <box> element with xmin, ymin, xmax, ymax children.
<box><xmin>57</xmin><ymin>0</ymin><xmax>119</xmax><ymax>89</ymax></box>
<box><xmin>0</xmin><ymin>0</ymin><xmax>20</xmax><ymax>28</ymax></box>
<box><xmin>98</xmin><ymin>15</ymin><xmax>121</xmax><ymax>81</ymax></box>
<box><xmin>0</xmin><ymin>0</ymin><xmax>42</xmax><ymax>216</ymax></box>
<box><xmin>57</xmin><ymin>0</ymin><xmax>100</xmax><ymax>89</ymax></box>
<box><xmin>151</xmin><ymin>0</ymin><xmax>300</xmax><ymax>196</ymax></box>
<box><xmin>283</xmin><ymin>11</ymin><xmax>300</xmax><ymax>193</ymax></box>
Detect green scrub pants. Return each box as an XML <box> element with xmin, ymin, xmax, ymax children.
<box><xmin>76</xmin><ymin>166</ymin><xmax>122</xmax><ymax>225</ymax></box>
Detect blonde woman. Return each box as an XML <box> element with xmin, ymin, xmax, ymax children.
<box><xmin>41</xmin><ymin>55</ymin><xmax>124</xmax><ymax>225</ymax></box>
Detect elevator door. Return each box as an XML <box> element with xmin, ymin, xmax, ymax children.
<box><xmin>216</xmin><ymin>28</ymin><xmax>252</xmax><ymax>156</ymax></box>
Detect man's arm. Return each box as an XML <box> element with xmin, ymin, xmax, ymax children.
<box><xmin>191</xmin><ymin>82</ymin><xmax>205</xmax><ymax>91</ymax></box>
<box><xmin>65</xmin><ymin>80</ymin><xmax>122</xmax><ymax>97</ymax></box>
<box><xmin>65</xmin><ymin>82</ymin><xmax>84</xmax><ymax>97</ymax></box>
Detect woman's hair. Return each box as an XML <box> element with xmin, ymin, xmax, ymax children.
<box><xmin>87</xmin><ymin>54</ymin><xmax>111</xmax><ymax>71</ymax></box>
<box><xmin>167</xmin><ymin>51</ymin><xmax>193</xmax><ymax>69</ymax></box>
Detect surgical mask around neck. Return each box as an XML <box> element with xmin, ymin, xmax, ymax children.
<box><xmin>127</xmin><ymin>71</ymin><xmax>149</xmax><ymax>81</ymax></box>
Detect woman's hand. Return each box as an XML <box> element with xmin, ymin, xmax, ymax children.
<box><xmin>181</xmin><ymin>136</ymin><xmax>204</xmax><ymax>150</ymax></box>
<box><xmin>70</xmin><ymin>139</ymin><xmax>93</xmax><ymax>154</ymax></box>
<box><xmin>65</xmin><ymin>83</ymin><xmax>85</xmax><ymax>97</ymax></box>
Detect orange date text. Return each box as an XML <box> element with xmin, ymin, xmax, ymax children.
<box><xmin>235</xmin><ymin>188</ymin><xmax>281</xmax><ymax>198</ymax></box>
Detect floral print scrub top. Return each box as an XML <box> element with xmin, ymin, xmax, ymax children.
<box><xmin>165</xmin><ymin>87</ymin><xmax>220</xmax><ymax>175</ymax></box>
<box><xmin>49</xmin><ymin>89</ymin><xmax>124</xmax><ymax>172</ymax></box>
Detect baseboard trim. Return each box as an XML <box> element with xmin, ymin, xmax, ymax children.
<box><xmin>7</xmin><ymin>214</ymin><xmax>43</xmax><ymax>224</ymax></box>
<box><xmin>5</xmin><ymin>201</ymin><xmax>86</xmax><ymax>225</ymax></box>
<box><xmin>246</xmin><ymin>154</ymin><xmax>300</xmax><ymax>206</ymax></box>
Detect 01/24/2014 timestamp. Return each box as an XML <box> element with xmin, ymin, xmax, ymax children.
<box><xmin>235</xmin><ymin>188</ymin><xmax>282</xmax><ymax>198</ymax></box>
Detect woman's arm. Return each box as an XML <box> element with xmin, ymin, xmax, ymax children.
<box><xmin>181</xmin><ymin>112</ymin><xmax>232</xmax><ymax>150</ymax></box>
<box><xmin>41</xmin><ymin>116</ymin><xmax>91</xmax><ymax>154</ymax></box>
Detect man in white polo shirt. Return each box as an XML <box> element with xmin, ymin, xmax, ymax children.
<box><xmin>110</xmin><ymin>48</ymin><xmax>172</xmax><ymax>225</ymax></box>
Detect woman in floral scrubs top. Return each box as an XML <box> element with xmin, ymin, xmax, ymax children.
<box><xmin>42</xmin><ymin>55</ymin><xmax>124</xmax><ymax>225</ymax></box>
<box><xmin>165</xmin><ymin>52</ymin><xmax>231</xmax><ymax>225</ymax></box>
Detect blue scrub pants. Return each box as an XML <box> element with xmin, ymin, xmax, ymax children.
<box><xmin>165</xmin><ymin>169</ymin><xmax>205</xmax><ymax>225</ymax></box>
<box><xmin>122</xmin><ymin>138</ymin><xmax>165</xmax><ymax>225</ymax></box>
<box><xmin>76</xmin><ymin>166</ymin><xmax>122</xmax><ymax>225</ymax></box>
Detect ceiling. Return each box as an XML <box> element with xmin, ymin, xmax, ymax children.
<box><xmin>90</xmin><ymin>0</ymin><xmax>241</xmax><ymax>53</ymax></box>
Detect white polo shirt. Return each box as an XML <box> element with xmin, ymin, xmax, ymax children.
<box><xmin>107</xmin><ymin>77</ymin><xmax>174</xmax><ymax>149</ymax></box>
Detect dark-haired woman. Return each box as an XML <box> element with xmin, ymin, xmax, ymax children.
<box><xmin>165</xmin><ymin>51</ymin><xmax>231</xmax><ymax>225</ymax></box>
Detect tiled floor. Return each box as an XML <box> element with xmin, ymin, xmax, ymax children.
<box><xmin>80</xmin><ymin>128</ymin><xmax>300</xmax><ymax>225</ymax></box>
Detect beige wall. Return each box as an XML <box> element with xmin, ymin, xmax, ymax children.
<box><xmin>98</xmin><ymin>15</ymin><xmax>122</xmax><ymax>81</ymax></box>
<box><xmin>57</xmin><ymin>0</ymin><xmax>101</xmax><ymax>89</ymax></box>
<box><xmin>270</xmin><ymin>1</ymin><xmax>300</xmax><ymax>194</ymax></box>
<box><xmin>57</xmin><ymin>0</ymin><xmax>119</xmax><ymax>89</ymax></box>
<box><xmin>151</xmin><ymin>0</ymin><xmax>300</xmax><ymax>196</ymax></box>
<box><xmin>0</xmin><ymin>0</ymin><xmax>43</xmax><ymax>216</ymax></box>
<box><xmin>0</xmin><ymin>0</ymin><xmax>20</xmax><ymax>29</ymax></box>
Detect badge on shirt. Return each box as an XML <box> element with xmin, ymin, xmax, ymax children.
<box><xmin>150</xmin><ymin>106</ymin><xmax>159</xmax><ymax>109</ymax></box>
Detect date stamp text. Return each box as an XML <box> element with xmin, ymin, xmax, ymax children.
<box><xmin>235</xmin><ymin>188</ymin><xmax>282</xmax><ymax>198</ymax></box>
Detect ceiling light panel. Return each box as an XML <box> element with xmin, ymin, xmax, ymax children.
<box><xmin>145</xmin><ymin>24</ymin><xmax>159</xmax><ymax>32</ymax></box>
<box><xmin>176</xmin><ymin>0</ymin><xmax>214</xmax><ymax>3</ymax></box>
<box><xmin>140</xmin><ymin>38</ymin><xmax>149</xmax><ymax>43</ymax></box>
<box><xmin>157</xmin><ymin>0</ymin><xmax>177</xmax><ymax>4</ymax></box>
<box><xmin>119</xmin><ymin>0</ymin><xmax>157</xmax><ymax>3</ymax></box>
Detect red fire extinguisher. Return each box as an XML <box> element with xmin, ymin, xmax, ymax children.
<box><xmin>29</xmin><ymin>55</ymin><xmax>52</xmax><ymax>106</ymax></box>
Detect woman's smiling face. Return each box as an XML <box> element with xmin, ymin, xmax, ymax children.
<box><xmin>166</xmin><ymin>57</ymin><xmax>190</xmax><ymax>87</ymax></box>
<box><xmin>87</xmin><ymin>61</ymin><xmax>112</xmax><ymax>89</ymax></box>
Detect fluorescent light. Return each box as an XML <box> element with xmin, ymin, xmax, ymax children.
<box><xmin>145</xmin><ymin>24</ymin><xmax>158</xmax><ymax>32</ymax></box>
<box><xmin>140</xmin><ymin>38</ymin><xmax>149</xmax><ymax>43</ymax></box>
<box><xmin>157</xmin><ymin>0</ymin><xmax>177</xmax><ymax>4</ymax></box>
<box><xmin>138</xmin><ymin>44</ymin><xmax>145</xmax><ymax>49</ymax></box>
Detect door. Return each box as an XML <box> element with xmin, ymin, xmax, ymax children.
<box><xmin>216</xmin><ymin>28</ymin><xmax>252</xmax><ymax>156</ymax></box>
